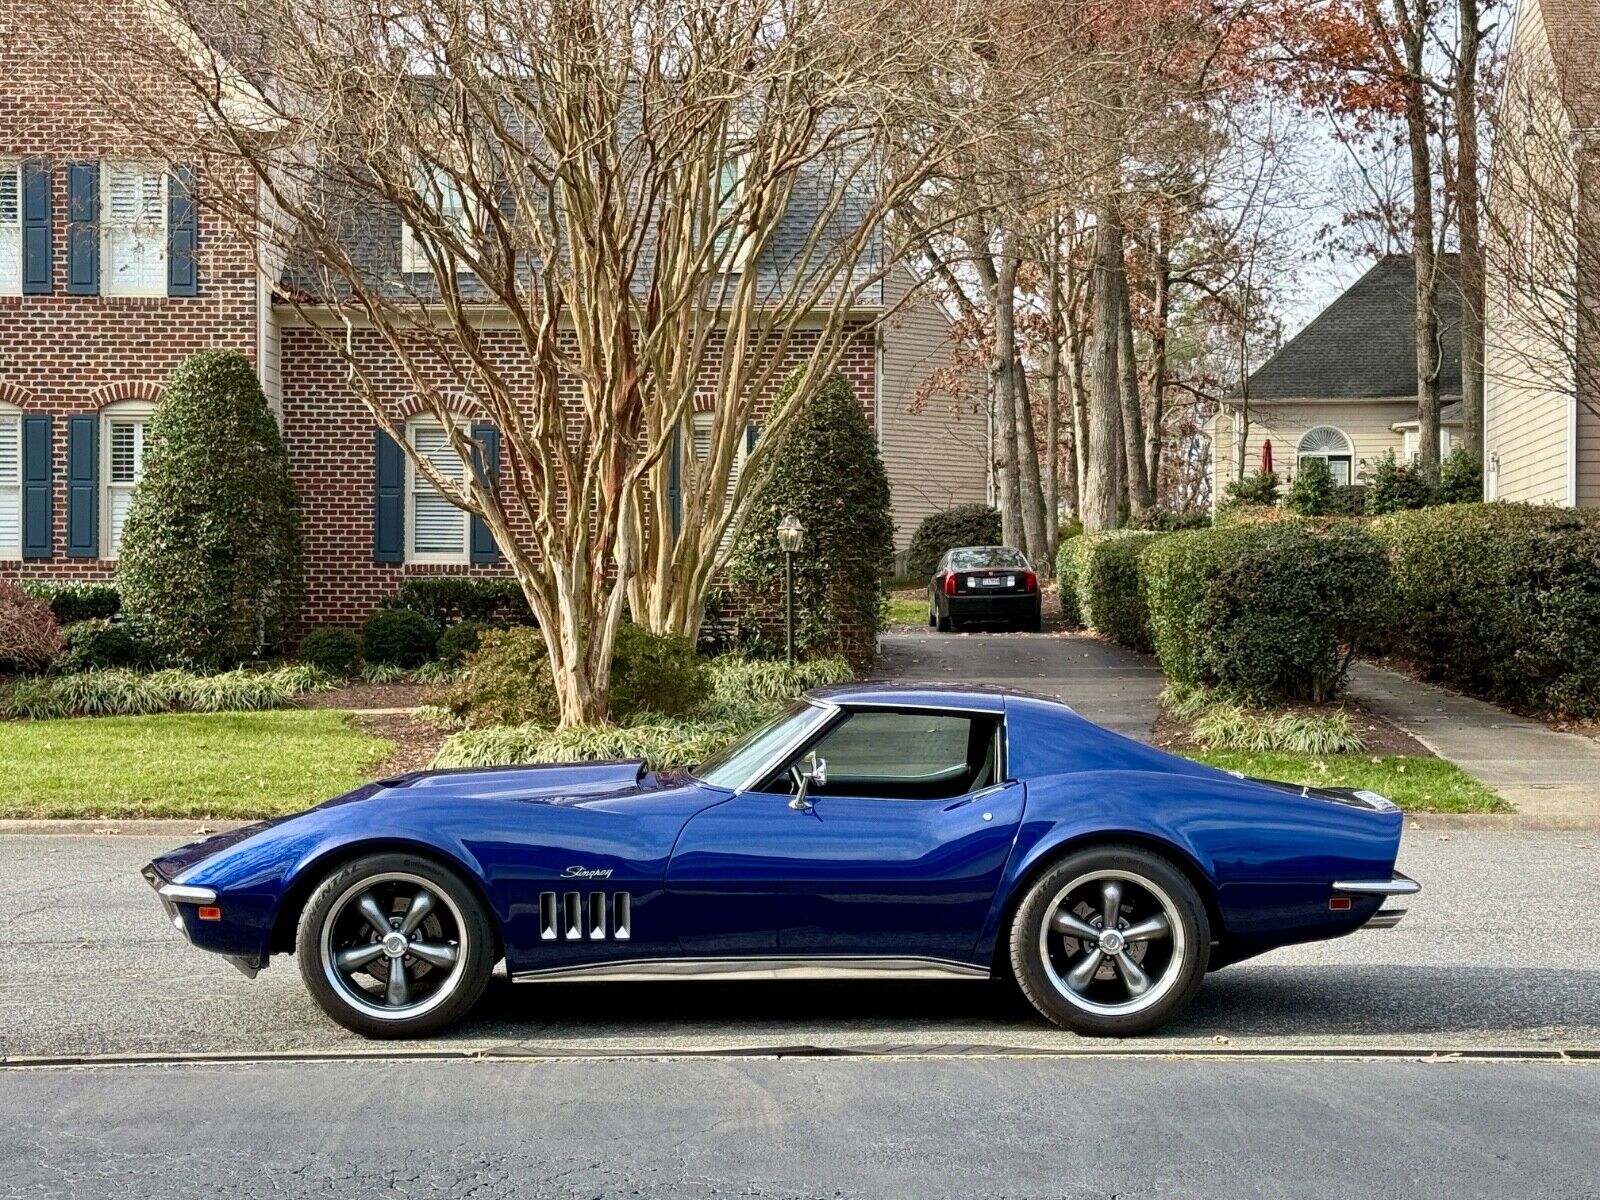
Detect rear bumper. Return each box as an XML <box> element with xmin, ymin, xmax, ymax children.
<box><xmin>947</xmin><ymin>593</ymin><xmax>1040</xmax><ymax>621</ymax></box>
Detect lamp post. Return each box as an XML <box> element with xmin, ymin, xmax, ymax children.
<box><xmin>776</xmin><ymin>513</ymin><xmax>805</xmax><ymax>665</ymax></box>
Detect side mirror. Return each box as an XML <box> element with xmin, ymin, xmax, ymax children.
<box><xmin>789</xmin><ymin>751</ymin><xmax>827</xmax><ymax>810</ymax></box>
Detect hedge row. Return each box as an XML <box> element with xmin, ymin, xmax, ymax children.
<box><xmin>1054</xmin><ymin>531</ymin><xmax>1167</xmax><ymax>652</ymax></box>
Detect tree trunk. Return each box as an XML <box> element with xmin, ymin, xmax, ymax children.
<box><xmin>1118</xmin><ymin>290</ymin><xmax>1154</xmax><ymax>523</ymax></box>
<box><xmin>1456</xmin><ymin>0</ymin><xmax>1485</xmax><ymax>468</ymax></box>
<box><xmin>1011</xmin><ymin>357</ymin><xmax>1051</xmax><ymax>560</ymax></box>
<box><xmin>1082</xmin><ymin>195</ymin><xmax>1125</xmax><ymax>532</ymax></box>
<box><xmin>1043</xmin><ymin>217</ymin><xmax>1062</xmax><ymax>554</ymax></box>
<box><xmin>1146</xmin><ymin>221</ymin><xmax>1170</xmax><ymax>495</ymax></box>
<box><xmin>986</xmin><ymin>248</ymin><xmax>1025</xmax><ymax>545</ymax></box>
<box><xmin>1394</xmin><ymin>0</ymin><xmax>1443</xmax><ymax>481</ymax></box>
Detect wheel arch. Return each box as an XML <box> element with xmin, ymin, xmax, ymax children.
<box><xmin>987</xmin><ymin>830</ymin><xmax>1226</xmax><ymax>978</ymax></box>
<box><xmin>269</xmin><ymin>837</ymin><xmax>503</xmax><ymax>959</ymax></box>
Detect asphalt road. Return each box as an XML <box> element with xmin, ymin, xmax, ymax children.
<box><xmin>2</xmin><ymin>1056</ymin><xmax>1596</xmax><ymax>1198</ymax></box>
<box><xmin>2</xmin><ymin>827</ymin><xmax>1596</xmax><ymax>1059</ymax></box>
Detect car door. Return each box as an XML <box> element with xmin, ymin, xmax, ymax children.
<box><xmin>666</xmin><ymin>705</ymin><xmax>1025</xmax><ymax>963</ymax></box>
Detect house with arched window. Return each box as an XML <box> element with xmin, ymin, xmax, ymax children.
<box><xmin>1211</xmin><ymin>255</ymin><xmax>1464</xmax><ymax>503</ymax></box>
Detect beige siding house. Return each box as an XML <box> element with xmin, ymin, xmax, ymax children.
<box><xmin>1212</xmin><ymin>255</ymin><xmax>1462</xmax><ymax>500</ymax></box>
<box><xmin>876</xmin><ymin>264</ymin><xmax>989</xmax><ymax>562</ymax></box>
<box><xmin>1483</xmin><ymin>0</ymin><xmax>1600</xmax><ymax>506</ymax></box>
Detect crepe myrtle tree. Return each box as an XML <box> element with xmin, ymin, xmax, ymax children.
<box><xmin>59</xmin><ymin>0</ymin><xmax>1017</xmax><ymax>724</ymax></box>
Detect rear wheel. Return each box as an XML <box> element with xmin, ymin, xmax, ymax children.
<box><xmin>1009</xmin><ymin>845</ymin><xmax>1209</xmax><ymax>1036</ymax></box>
<box><xmin>296</xmin><ymin>852</ymin><xmax>495</xmax><ymax>1038</ymax></box>
<box><xmin>935</xmin><ymin>604</ymin><xmax>952</xmax><ymax>632</ymax></box>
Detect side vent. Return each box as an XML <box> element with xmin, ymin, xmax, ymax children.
<box><xmin>613</xmin><ymin>892</ymin><xmax>632</xmax><ymax>940</ymax></box>
<box><xmin>587</xmin><ymin>892</ymin><xmax>606</xmax><ymax>939</ymax></box>
<box><xmin>563</xmin><ymin>892</ymin><xmax>583</xmax><ymax>940</ymax></box>
<box><xmin>539</xmin><ymin>892</ymin><xmax>558</xmax><ymax>941</ymax></box>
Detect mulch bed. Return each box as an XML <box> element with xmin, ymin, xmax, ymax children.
<box><xmin>1152</xmin><ymin>701</ymin><xmax>1433</xmax><ymax>758</ymax></box>
<box><xmin>353</xmin><ymin>711</ymin><xmax>450</xmax><ymax>778</ymax></box>
<box><xmin>297</xmin><ymin>682</ymin><xmax>432</xmax><ymax>710</ymax></box>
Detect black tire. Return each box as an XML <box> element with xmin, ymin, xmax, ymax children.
<box><xmin>1009</xmin><ymin>844</ymin><xmax>1210</xmax><ymax>1036</ymax></box>
<box><xmin>1021</xmin><ymin>606</ymin><xmax>1042</xmax><ymax>633</ymax></box>
<box><xmin>936</xmin><ymin>606</ymin><xmax>952</xmax><ymax>632</ymax></box>
<box><xmin>927</xmin><ymin>599</ymin><xmax>937</xmax><ymax>628</ymax></box>
<box><xmin>296</xmin><ymin>851</ymin><xmax>496</xmax><ymax>1038</ymax></box>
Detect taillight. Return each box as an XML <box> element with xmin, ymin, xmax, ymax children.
<box><xmin>943</xmin><ymin>572</ymin><xmax>957</xmax><ymax>596</ymax></box>
<box><xmin>1023</xmin><ymin>569</ymin><xmax>1037</xmax><ymax>592</ymax></box>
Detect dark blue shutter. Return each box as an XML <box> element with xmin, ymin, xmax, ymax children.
<box><xmin>66</xmin><ymin>414</ymin><xmax>98</xmax><ymax>557</ymax></box>
<box><xmin>167</xmin><ymin>165</ymin><xmax>198</xmax><ymax>296</ymax></box>
<box><xmin>21</xmin><ymin>161</ymin><xmax>52</xmax><ymax>295</ymax></box>
<box><xmin>66</xmin><ymin>162</ymin><xmax>98</xmax><ymax>296</ymax></box>
<box><xmin>21</xmin><ymin>415</ymin><xmax>53</xmax><ymax>558</ymax></box>
<box><xmin>469</xmin><ymin>422</ymin><xmax>501</xmax><ymax>564</ymax></box>
<box><xmin>667</xmin><ymin>426</ymin><xmax>682</xmax><ymax>541</ymax></box>
<box><xmin>374</xmin><ymin>428</ymin><xmax>405</xmax><ymax>563</ymax></box>
<box><xmin>746</xmin><ymin>422</ymin><xmax>760</xmax><ymax>454</ymax></box>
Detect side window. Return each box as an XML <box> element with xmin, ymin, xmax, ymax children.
<box><xmin>761</xmin><ymin>709</ymin><xmax>1000</xmax><ymax>801</ymax></box>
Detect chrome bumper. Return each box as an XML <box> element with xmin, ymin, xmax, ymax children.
<box><xmin>1333</xmin><ymin>872</ymin><xmax>1419</xmax><ymax>930</ymax></box>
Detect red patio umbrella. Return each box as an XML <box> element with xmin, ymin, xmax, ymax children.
<box><xmin>1261</xmin><ymin>438</ymin><xmax>1274</xmax><ymax>474</ymax></box>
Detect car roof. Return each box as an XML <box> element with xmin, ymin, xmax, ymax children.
<box><xmin>807</xmin><ymin>680</ymin><xmax>1070</xmax><ymax>715</ymax></box>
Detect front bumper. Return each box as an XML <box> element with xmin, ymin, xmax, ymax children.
<box><xmin>1334</xmin><ymin>871</ymin><xmax>1420</xmax><ymax>930</ymax></box>
<box><xmin>141</xmin><ymin>863</ymin><xmax>261</xmax><ymax>979</ymax></box>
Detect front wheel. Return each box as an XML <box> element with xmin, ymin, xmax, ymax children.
<box><xmin>1009</xmin><ymin>845</ymin><xmax>1210</xmax><ymax>1036</ymax></box>
<box><xmin>296</xmin><ymin>852</ymin><xmax>495</xmax><ymax>1038</ymax></box>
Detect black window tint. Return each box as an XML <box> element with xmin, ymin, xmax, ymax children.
<box><xmin>948</xmin><ymin>547</ymin><xmax>1027</xmax><ymax>570</ymax></box>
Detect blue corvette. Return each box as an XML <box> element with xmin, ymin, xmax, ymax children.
<box><xmin>143</xmin><ymin>683</ymin><xmax>1418</xmax><ymax>1038</ymax></box>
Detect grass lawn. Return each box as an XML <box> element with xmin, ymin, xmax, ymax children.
<box><xmin>0</xmin><ymin>711</ymin><xmax>393</xmax><ymax>820</ymax></box>
<box><xmin>1184</xmin><ymin>750</ymin><xmax>1509</xmax><ymax>813</ymax></box>
<box><xmin>884</xmin><ymin>593</ymin><xmax>927</xmax><ymax>626</ymax></box>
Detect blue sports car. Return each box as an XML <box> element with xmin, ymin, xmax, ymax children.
<box><xmin>143</xmin><ymin>683</ymin><xmax>1418</xmax><ymax>1038</ymax></box>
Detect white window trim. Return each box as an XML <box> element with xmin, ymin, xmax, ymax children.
<box><xmin>0</xmin><ymin>159</ymin><xmax>21</xmax><ymax>298</ymax></box>
<box><xmin>1296</xmin><ymin>425</ymin><xmax>1355</xmax><ymax>486</ymax></box>
<box><xmin>100</xmin><ymin>162</ymin><xmax>168</xmax><ymax>298</ymax></box>
<box><xmin>100</xmin><ymin>400</ymin><xmax>155</xmax><ymax>560</ymax></box>
<box><xmin>713</xmin><ymin>152</ymin><xmax>755</xmax><ymax>274</ymax></box>
<box><xmin>405</xmin><ymin>416</ymin><xmax>471</xmax><ymax>565</ymax></box>
<box><xmin>0</xmin><ymin>401</ymin><xmax>22</xmax><ymax>559</ymax></box>
<box><xmin>400</xmin><ymin>163</ymin><xmax>476</xmax><ymax>277</ymax></box>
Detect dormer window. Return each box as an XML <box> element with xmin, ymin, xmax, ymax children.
<box><xmin>401</xmin><ymin>164</ymin><xmax>471</xmax><ymax>275</ymax></box>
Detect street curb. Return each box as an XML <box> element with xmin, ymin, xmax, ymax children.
<box><xmin>1404</xmin><ymin>812</ymin><xmax>1600</xmax><ymax>832</ymax></box>
<box><xmin>0</xmin><ymin>819</ymin><xmax>254</xmax><ymax>837</ymax></box>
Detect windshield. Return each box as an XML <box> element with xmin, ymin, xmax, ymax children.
<box><xmin>948</xmin><ymin>546</ymin><xmax>1028</xmax><ymax>570</ymax></box>
<box><xmin>694</xmin><ymin>700</ymin><xmax>833</xmax><ymax>790</ymax></box>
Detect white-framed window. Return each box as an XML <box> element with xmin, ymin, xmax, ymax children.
<box><xmin>0</xmin><ymin>160</ymin><xmax>21</xmax><ymax>296</ymax></box>
<box><xmin>102</xmin><ymin>401</ymin><xmax>153</xmax><ymax>558</ymax></box>
<box><xmin>1401</xmin><ymin>427</ymin><xmax>1454</xmax><ymax>464</ymax></box>
<box><xmin>400</xmin><ymin>164</ymin><xmax>471</xmax><ymax>275</ymax></box>
<box><xmin>407</xmin><ymin>417</ymin><xmax>470</xmax><ymax>563</ymax></box>
<box><xmin>0</xmin><ymin>404</ymin><xmax>21</xmax><ymax>559</ymax></box>
<box><xmin>102</xmin><ymin>162</ymin><xmax>168</xmax><ymax>297</ymax></box>
<box><xmin>691</xmin><ymin>410</ymin><xmax>748</xmax><ymax>554</ymax></box>
<box><xmin>711</xmin><ymin>154</ymin><xmax>754</xmax><ymax>272</ymax></box>
<box><xmin>1297</xmin><ymin>425</ymin><xmax>1354</xmax><ymax>486</ymax></box>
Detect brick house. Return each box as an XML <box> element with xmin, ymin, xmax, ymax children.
<box><xmin>0</xmin><ymin>0</ymin><xmax>986</xmax><ymax>627</ymax></box>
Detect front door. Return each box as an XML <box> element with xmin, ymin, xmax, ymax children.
<box><xmin>666</xmin><ymin>706</ymin><xmax>1024</xmax><ymax>963</ymax></box>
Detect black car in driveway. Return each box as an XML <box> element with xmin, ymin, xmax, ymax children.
<box><xmin>928</xmin><ymin>545</ymin><xmax>1042</xmax><ymax>632</ymax></box>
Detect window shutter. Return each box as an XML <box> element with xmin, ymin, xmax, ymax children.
<box><xmin>746</xmin><ymin>423</ymin><xmax>760</xmax><ymax>454</ymax></box>
<box><xmin>667</xmin><ymin>425</ymin><xmax>682</xmax><ymax>541</ymax></box>
<box><xmin>167</xmin><ymin>165</ymin><xmax>198</xmax><ymax>297</ymax></box>
<box><xmin>66</xmin><ymin>162</ymin><xmax>98</xmax><ymax>296</ymax></box>
<box><xmin>469</xmin><ymin>422</ymin><xmax>501</xmax><ymax>564</ymax></box>
<box><xmin>374</xmin><ymin>427</ymin><xmax>405</xmax><ymax>563</ymax></box>
<box><xmin>21</xmin><ymin>415</ymin><xmax>52</xmax><ymax>558</ymax></box>
<box><xmin>66</xmin><ymin>414</ymin><xmax>97</xmax><ymax>557</ymax></box>
<box><xmin>21</xmin><ymin>160</ymin><xmax>51</xmax><ymax>295</ymax></box>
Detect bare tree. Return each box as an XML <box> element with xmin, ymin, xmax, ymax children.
<box><xmin>55</xmin><ymin>0</ymin><xmax>1004</xmax><ymax>724</ymax></box>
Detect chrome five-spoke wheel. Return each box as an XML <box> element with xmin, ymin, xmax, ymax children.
<box><xmin>298</xmin><ymin>853</ymin><xmax>494</xmax><ymax>1038</ymax></box>
<box><xmin>1010</xmin><ymin>845</ymin><xmax>1210</xmax><ymax>1035</ymax></box>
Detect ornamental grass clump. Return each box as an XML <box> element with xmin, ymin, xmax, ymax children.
<box><xmin>0</xmin><ymin>581</ymin><xmax>65</xmax><ymax>673</ymax></box>
<box><xmin>0</xmin><ymin>664</ymin><xmax>332</xmax><ymax>720</ymax></box>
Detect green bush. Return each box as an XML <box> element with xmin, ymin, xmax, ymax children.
<box><xmin>1055</xmin><ymin>531</ymin><xmax>1166</xmax><ymax>649</ymax></box>
<box><xmin>437</xmin><ymin>619</ymin><xmax>493</xmax><ymax>666</ymax></box>
<box><xmin>608</xmin><ymin>623</ymin><xmax>709</xmax><ymax>717</ymax></box>
<box><xmin>117</xmin><ymin>351</ymin><xmax>303</xmax><ymax>667</ymax></box>
<box><xmin>1187</xmin><ymin>698</ymin><xmax>1365</xmax><ymax>755</ymax></box>
<box><xmin>0</xmin><ymin>581</ymin><xmax>64</xmax><ymax>673</ymax></box>
<box><xmin>1329</xmin><ymin>484</ymin><xmax>1368</xmax><ymax>516</ymax></box>
<box><xmin>906</xmin><ymin>504</ymin><xmax>1003</xmax><ymax>580</ymax></box>
<box><xmin>22</xmin><ymin>581</ymin><xmax>121</xmax><ymax>624</ymax></box>
<box><xmin>381</xmin><ymin>577</ymin><xmax>533</xmax><ymax>626</ymax></box>
<box><xmin>298</xmin><ymin>627</ymin><xmax>363</xmax><ymax>677</ymax></box>
<box><xmin>1364</xmin><ymin>450</ymin><xmax>1434</xmax><ymax>514</ymax></box>
<box><xmin>433</xmin><ymin>716</ymin><xmax>743</xmax><ymax>772</ymax></box>
<box><xmin>1287</xmin><ymin>457</ymin><xmax>1336</xmax><ymax>516</ymax></box>
<box><xmin>1437</xmin><ymin>447</ymin><xmax>1483</xmax><ymax>504</ymax></box>
<box><xmin>59</xmin><ymin>619</ymin><xmax>149</xmax><ymax>672</ymax></box>
<box><xmin>1143</xmin><ymin>519</ymin><xmax>1391</xmax><ymax>704</ymax></box>
<box><xmin>727</xmin><ymin>371</ymin><xmax>894</xmax><ymax>666</ymax></box>
<box><xmin>1224</xmin><ymin>469</ymin><xmax>1280</xmax><ymax>507</ymax></box>
<box><xmin>1374</xmin><ymin>503</ymin><xmax>1600</xmax><ymax>714</ymax></box>
<box><xmin>362</xmin><ymin>608</ymin><xmax>439</xmax><ymax>668</ymax></box>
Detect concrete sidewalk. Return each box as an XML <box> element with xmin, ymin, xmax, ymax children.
<box><xmin>1347</xmin><ymin>662</ymin><xmax>1600</xmax><ymax>824</ymax></box>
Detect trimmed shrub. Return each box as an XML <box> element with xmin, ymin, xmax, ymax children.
<box><xmin>1374</xmin><ymin>503</ymin><xmax>1600</xmax><ymax>715</ymax></box>
<box><xmin>1143</xmin><ymin>519</ymin><xmax>1391</xmax><ymax>704</ymax></box>
<box><xmin>906</xmin><ymin>504</ymin><xmax>1004</xmax><ymax>580</ymax></box>
<box><xmin>1437</xmin><ymin>447</ymin><xmax>1484</xmax><ymax>504</ymax></box>
<box><xmin>381</xmin><ymin>577</ymin><xmax>533</xmax><ymax>626</ymax></box>
<box><xmin>608</xmin><ymin>623</ymin><xmax>709</xmax><ymax>717</ymax></box>
<box><xmin>1141</xmin><ymin>509</ymin><xmax>1210</xmax><ymax>532</ymax></box>
<box><xmin>118</xmin><ymin>351</ymin><xmax>303</xmax><ymax>667</ymax></box>
<box><xmin>1224</xmin><ymin>469</ymin><xmax>1280</xmax><ymax>507</ymax></box>
<box><xmin>437</xmin><ymin>619</ymin><xmax>493</xmax><ymax>666</ymax></box>
<box><xmin>1287</xmin><ymin>457</ymin><xmax>1336</xmax><ymax>516</ymax></box>
<box><xmin>727</xmin><ymin>371</ymin><xmax>894</xmax><ymax>666</ymax></box>
<box><xmin>1056</xmin><ymin>531</ymin><xmax>1166</xmax><ymax>649</ymax></box>
<box><xmin>298</xmin><ymin>627</ymin><xmax>363</xmax><ymax>677</ymax></box>
<box><xmin>1364</xmin><ymin>450</ymin><xmax>1433</xmax><ymax>514</ymax></box>
<box><xmin>58</xmin><ymin>619</ymin><xmax>148</xmax><ymax>672</ymax></box>
<box><xmin>362</xmin><ymin>608</ymin><xmax>439</xmax><ymax>668</ymax></box>
<box><xmin>1329</xmin><ymin>484</ymin><xmax>1368</xmax><ymax>516</ymax></box>
<box><xmin>22</xmin><ymin>581</ymin><xmax>121</xmax><ymax>624</ymax></box>
<box><xmin>0</xmin><ymin>581</ymin><xmax>64</xmax><ymax>672</ymax></box>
